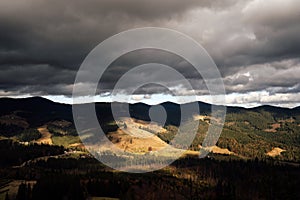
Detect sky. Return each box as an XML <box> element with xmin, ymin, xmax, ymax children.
<box><xmin>0</xmin><ymin>0</ymin><xmax>300</xmax><ymax>108</ymax></box>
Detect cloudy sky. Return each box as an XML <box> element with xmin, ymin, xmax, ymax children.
<box><xmin>0</xmin><ymin>0</ymin><xmax>300</xmax><ymax>107</ymax></box>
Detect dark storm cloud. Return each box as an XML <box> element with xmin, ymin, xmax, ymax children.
<box><xmin>0</xmin><ymin>0</ymin><xmax>300</xmax><ymax>107</ymax></box>
<box><xmin>98</xmin><ymin>49</ymin><xmax>199</xmax><ymax>90</ymax></box>
<box><xmin>0</xmin><ymin>64</ymin><xmax>75</xmax><ymax>96</ymax></box>
<box><xmin>0</xmin><ymin>0</ymin><xmax>237</xmax><ymax>67</ymax></box>
<box><xmin>0</xmin><ymin>0</ymin><xmax>238</xmax><ymax>96</ymax></box>
<box><xmin>0</xmin><ymin>65</ymin><xmax>75</xmax><ymax>85</ymax></box>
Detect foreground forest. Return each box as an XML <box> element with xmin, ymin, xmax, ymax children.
<box><xmin>1</xmin><ymin>149</ymin><xmax>300</xmax><ymax>199</ymax></box>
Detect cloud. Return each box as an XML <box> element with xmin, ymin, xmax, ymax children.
<box><xmin>0</xmin><ymin>0</ymin><xmax>299</xmax><ymax>107</ymax></box>
<box><xmin>223</xmin><ymin>91</ymin><xmax>300</xmax><ymax>108</ymax></box>
<box><xmin>224</xmin><ymin>58</ymin><xmax>300</xmax><ymax>94</ymax></box>
<box><xmin>130</xmin><ymin>94</ymin><xmax>152</xmax><ymax>101</ymax></box>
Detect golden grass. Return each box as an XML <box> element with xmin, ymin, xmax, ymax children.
<box><xmin>36</xmin><ymin>126</ymin><xmax>53</xmax><ymax>145</ymax></box>
<box><xmin>264</xmin><ymin>123</ymin><xmax>281</xmax><ymax>133</ymax></box>
<box><xmin>266</xmin><ymin>147</ymin><xmax>285</xmax><ymax>157</ymax></box>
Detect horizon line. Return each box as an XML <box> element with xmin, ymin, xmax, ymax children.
<box><xmin>0</xmin><ymin>95</ymin><xmax>299</xmax><ymax>110</ymax></box>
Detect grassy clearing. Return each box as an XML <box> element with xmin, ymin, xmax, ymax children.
<box><xmin>52</xmin><ymin>136</ymin><xmax>81</xmax><ymax>147</ymax></box>
<box><xmin>36</xmin><ymin>126</ymin><xmax>52</xmax><ymax>145</ymax></box>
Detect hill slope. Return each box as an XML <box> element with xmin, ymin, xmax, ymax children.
<box><xmin>0</xmin><ymin>97</ymin><xmax>300</xmax><ymax>161</ymax></box>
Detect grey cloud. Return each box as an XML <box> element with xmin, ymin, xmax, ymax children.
<box><xmin>98</xmin><ymin>49</ymin><xmax>201</xmax><ymax>92</ymax></box>
<box><xmin>183</xmin><ymin>0</ymin><xmax>300</xmax><ymax>71</ymax></box>
<box><xmin>266</xmin><ymin>84</ymin><xmax>300</xmax><ymax>95</ymax></box>
<box><xmin>0</xmin><ymin>0</ymin><xmax>299</xmax><ymax>107</ymax></box>
<box><xmin>225</xmin><ymin>58</ymin><xmax>300</xmax><ymax>94</ymax></box>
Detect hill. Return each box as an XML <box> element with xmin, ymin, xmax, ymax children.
<box><xmin>0</xmin><ymin>97</ymin><xmax>300</xmax><ymax>161</ymax></box>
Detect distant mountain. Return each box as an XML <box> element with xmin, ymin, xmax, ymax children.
<box><xmin>0</xmin><ymin>97</ymin><xmax>72</xmax><ymax>127</ymax></box>
<box><xmin>0</xmin><ymin>97</ymin><xmax>299</xmax><ymax>126</ymax></box>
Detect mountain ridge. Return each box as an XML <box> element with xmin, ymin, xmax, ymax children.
<box><xmin>1</xmin><ymin>96</ymin><xmax>299</xmax><ymax>111</ymax></box>
<box><xmin>1</xmin><ymin>96</ymin><xmax>300</xmax><ymax>130</ymax></box>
